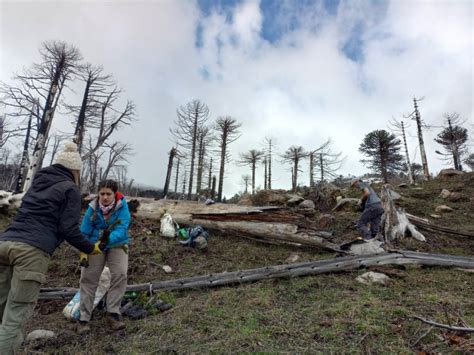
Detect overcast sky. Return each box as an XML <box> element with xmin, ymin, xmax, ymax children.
<box><xmin>1</xmin><ymin>0</ymin><xmax>473</xmax><ymax>196</ymax></box>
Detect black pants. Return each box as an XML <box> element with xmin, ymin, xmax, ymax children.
<box><xmin>357</xmin><ymin>203</ymin><xmax>384</xmax><ymax>240</ymax></box>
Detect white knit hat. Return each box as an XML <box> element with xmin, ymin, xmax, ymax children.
<box><xmin>55</xmin><ymin>142</ymin><xmax>82</xmax><ymax>171</ymax></box>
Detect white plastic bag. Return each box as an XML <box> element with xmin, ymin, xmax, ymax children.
<box><xmin>160</xmin><ymin>213</ymin><xmax>176</xmax><ymax>238</ymax></box>
<box><xmin>63</xmin><ymin>266</ymin><xmax>112</xmax><ymax>321</ymax></box>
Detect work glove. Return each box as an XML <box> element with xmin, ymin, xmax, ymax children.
<box><xmin>91</xmin><ymin>241</ymin><xmax>104</xmax><ymax>255</ymax></box>
<box><xmin>79</xmin><ymin>252</ymin><xmax>89</xmax><ymax>268</ymax></box>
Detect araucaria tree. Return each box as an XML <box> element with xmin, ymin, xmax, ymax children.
<box><xmin>359</xmin><ymin>129</ymin><xmax>404</xmax><ymax>183</ymax></box>
<box><xmin>214</xmin><ymin>116</ymin><xmax>241</xmax><ymax>202</ymax></box>
<box><xmin>238</xmin><ymin>149</ymin><xmax>264</xmax><ymax>195</ymax></box>
<box><xmin>0</xmin><ymin>40</ymin><xmax>82</xmax><ymax>191</ymax></box>
<box><xmin>171</xmin><ymin>100</ymin><xmax>209</xmax><ymax>200</ymax></box>
<box><xmin>281</xmin><ymin>146</ymin><xmax>308</xmax><ymax>192</ymax></box>
<box><xmin>434</xmin><ymin>112</ymin><xmax>468</xmax><ymax>171</ymax></box>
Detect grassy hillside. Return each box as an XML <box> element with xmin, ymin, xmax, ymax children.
<box><xmin>4</xmin><ymin>172</ymin><xmax>472</xmax><ymax>353</ymax></box>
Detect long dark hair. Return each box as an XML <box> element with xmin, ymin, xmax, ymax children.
<box><xmin>92</xmin><ymin>179</ymin><xmax>119</xmax><ymax>221</ymax></box>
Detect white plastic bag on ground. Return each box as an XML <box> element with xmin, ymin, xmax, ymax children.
<box><xmin>63</xmin><ymin>266</ymin><xmax>112</xmax><ymax>321</ymax></box>
<box><xmin>160</xmin><ymin>213</ymin><xmax>176</xmax><ymax>238</ymax></box>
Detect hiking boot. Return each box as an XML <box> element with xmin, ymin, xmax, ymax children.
<box><xmin>76</xmin><ymin>321</ymin><xmax>90</xmax><ymax>335</ymax></box>
<box><xmin>106</xmin><ymin>313</ymin><xmax>126</xmax><ymax>331</ymax></box>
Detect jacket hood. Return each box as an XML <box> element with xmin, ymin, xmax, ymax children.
<box><xmin>32</xmin><ymin>164</ymin><xmax>75</xmax><ymax>192</ymax></box>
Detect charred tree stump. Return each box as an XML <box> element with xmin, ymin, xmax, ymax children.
<box><xmin>380</xmin><ymin>185</ymin><xmax>426</xmax><ymax>242</ymax></box>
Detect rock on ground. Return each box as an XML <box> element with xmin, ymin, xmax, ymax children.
<box><xmin>435</xmin><ymin>205</ymin><xmax>454</xmax><ymax>213</ymax></box>
<box><xmin>356</xmin><ymin>272</ymin><xmax>390</xmax><ymax>285</ymax></box>
<box><xmin>26</xmin><ymin>330</ymin><xmax>56</xmax><ymax>341</ymax></box>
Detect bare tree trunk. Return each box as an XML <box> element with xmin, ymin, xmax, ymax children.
<box><xmin>207</xmin><ymin>157</ymin><xmax>212</xmax><ymax>196</ymax></box>
<box><xmin>15</xmin><ymin>111</ymin><xmax>33</xmax><ymax>193</ymax></box>
<box><xmin>380</xmin><ymin>185</ymin><xmax>426</xmax><ymax>242</ymax></box>
<box><xmin>401</xmin><ymin>121</ymin><xmax>415</xmax><ymax>184</ymax></box>
<box><xmin>163</xmin><ymin>147</ymin><xmax>176</xmax><ymax>198</ymax></box>
<box><xmin>182</xmin><ymin>170</ymin><xmax>187</xmax><ymax>199</ymax></box>
<box><xmin>211</xmin><ymin>175</ymin><xmax>216</xmax><ymax>200</ymax></box>
<box><xmin>217</xmin><ymin>137</ymin><xmax>227</xmax><ymax>202</ymax></box>
<box><xmin>319</xmin><ymin>153</ymin><xmax>325</xmax><ymax>182</ymax></box>
<box><xmin>24</xmin><ymin>83</ymin><xmax>60</xmax><ymax>191</ymax></box>
<box><xmin>74</xmin><ymin>78</ymin><xmax>92</xmax><ymax>153</ymax></box>
<box><xmin>413</xmin><ymin>98</ymin><xmax>430</xmax><ymax>180</ymax></box>
<box><xmin>251</xmin><ymin>160</ymin><xmax>256</xmax><ymax>195</ymax></box>
<box><xmin>196</xmin><ymin>133</ymin><xmax>205</xmax><ymax>198</ymax></box>
<box><xmin>263</xmin><ymin>158</ymin><xmax>267</xmax><ymax>190</ymax></box>
<box><xmin>174</xmin><ymin>158</ymin><xmax>180</xmax><ymax>194</ymax></box>
<box><xmin>309</xmin><ymin>152</ymin><xmax>314</xmax><ymax>187</ymax></box>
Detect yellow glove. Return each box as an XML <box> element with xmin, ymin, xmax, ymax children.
<box><xmin>90</xmin><ymin>241</ymin><xmax>103</xmax><ymax>255</ymax></box>
<box><xmin>79</xmin><ymin>252</ymin><xmax>89</xmax><ymax>267</ymax></box>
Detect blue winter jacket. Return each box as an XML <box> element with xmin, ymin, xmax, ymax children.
<box><xmin>80</xmin><ymin>192</ymin><xmax>131</xmax><ymax>250</ymax></box>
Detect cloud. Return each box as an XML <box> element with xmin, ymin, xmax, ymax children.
<box><xmin>0</xmin><ymin>0</ymin><xmax>472</xmax><ymax>197</ymax></box>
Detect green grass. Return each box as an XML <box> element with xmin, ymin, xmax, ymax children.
<box><xmin>8</xmin><ymin>172</ymin><xmax>474</xmax><ymax>353</ymax></box>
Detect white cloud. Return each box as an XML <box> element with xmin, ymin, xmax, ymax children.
<box><xmin>0</xmin><ymin>0</ymin><xmax>472</xmax><ymax>197</ymax></box>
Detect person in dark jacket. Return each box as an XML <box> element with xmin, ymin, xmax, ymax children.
<box><xmin>0</xmin><ymin>142</ymin><xmax>102</xmax><ymax>354</ymax></box>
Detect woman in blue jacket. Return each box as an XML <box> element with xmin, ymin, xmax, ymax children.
<box><xmin>77</xmin><ymin>179</ymin><xmax>131</xmax><ymax>334</ymax></box>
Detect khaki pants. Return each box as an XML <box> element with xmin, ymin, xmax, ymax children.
<box><xmin>0</xmin><ymin>241</ymin><xmax>49</xmax><ymax>355</ymax></box>
<box><xmin>79</xmin><ymin>248</ymin><xmax>128</xmax><ymax>322</ymax></box>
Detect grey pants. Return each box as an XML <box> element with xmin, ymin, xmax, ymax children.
<box><xmin>357</xmin><ymin>203</ymin><xmax>385</xmax><ymax>240</ymax></box>
<box><xmin>79</xmin><ymin>247</ymin><xmax>128</xmax><ymax>322</ymax></box>
<box><xmin>0</xmin><ymin>241</ymin><xmax>49</xmax><ymax>355</ymax></box>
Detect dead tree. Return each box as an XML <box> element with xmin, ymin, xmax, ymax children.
<box><xmin>406</xmin><ymin>97</ymin><xmax>430</xmax><ymax>180</ymax></box>
<box><xmin>380</xmin><ymin>185</ymin><xmax>426</xmax><ymax>242</ymax></box>
<box><xmin>66</xmin><ymin>64</ymin><xmax>114</xmax><ymax>153</ymax></box>
<box><xmin>281</xmin><ymin>146</ymin><xmax>308</xmax><ymax>193</ymax></box>
<box><xmin>163</xmin><ymin>147</ymin><xmax>177</xmax><ymax>198</ymax></box>
<box><xmin>238</xmin><ymin>149</ymin><xmax>264</xmax><ymax>195</ymax></box>
<box><xmin>0</xmin><ymin>41</ymin><xmax>82</xmax><ymax>191</ymax></box>
<box><xmin>207</xmin><ymin>157</ymin><xmax>213</xmax><ymax>196</ymax></box>
<box><xmin>263</xmin><ymin>136</ymin><xmax>276</xmax><ymax>189</ymax></box>
<box><xmin>80</xmin><ymin>87</ymin><xmax>135</xmax><ymax>163</ymax></box>
<box><xmin>174</xmin><ymin>157</ymin><xmax>181</xmax><ymax>194</ymax></box>
<box><xmin>214</xmin><ymin>116</ymin><xmax>241</xmax><ymax>202</ymax></box>
<box><xmin>241</xmin><ymin>175</ymin><xmax>250</xmax><ymax>194</ymax></box>
<box><xmin>46</xmin><ymin>134</ymin><xmax>65</xmax><ymax>166</ymax></box>
<box><xmin>389</xmin><ymin>118</ymin><xmax>415</xmax><ymax>184</ymax></box>
<box><xmin>171</xmin><ymin>100</ymin><xmax>210</xmax><ymax>200</ymax></box>
<box><xmin>100</xmin><ymin>142</ymin><xmax>133</xmax><ymax>180</ymax></box>
<box><xmin>434</xmin><ymin>112</ymin><xmax>468</xmax><ymax>171</ymax></box>
<box><xmin>263</xmin><ymin>157</ymin><xmax>267</xmax><ymax>190</ymax></box>
<box><xmin>308</xmin><ymin>139</ymin><xmax>342</xmax><ymax>185</ymax></box>
<box><xmin>14</xmin><ymin>111</ymin><xmax>33</xmax><ymax>193</ymax></box>
<box><xmin>196</xmin><ymin>126</ymin><xmax>213</xmax><ymax>198</ymax></box>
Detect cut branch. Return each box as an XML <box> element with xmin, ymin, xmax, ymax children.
<box><xmin>413</xmin><ymin>315</ymin><xmax>474</xmax><ymax>333</ymax></box>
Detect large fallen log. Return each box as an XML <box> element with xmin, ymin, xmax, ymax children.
<box><xmin>380</xmin><ymin>185</ymin><xmax>426</xmax><ymax>242</ymax></box>
<box><xmin>406</xmin><ymin>213</ymin><xmax>474</xmax><ymax>238</ymax></box>
<box><xmin>135</xmin><ymin>199</ymin><xmax>342</xmax><ymax>252</ymax></box>
<box><xmin>39</xmin><ymin>251</ymin><xmax>474</xmax><ymax>299</ymax></box>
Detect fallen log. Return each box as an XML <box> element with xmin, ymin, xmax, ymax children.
<box><xmin>135</xmin><ymin>199</ymin><xmax>341</xmax><ymax>252</ymax></box>
<box><xmin>39</xmin><ymin>251</ymin><xmax>474</xmax><ymax>300</ymax></box>
<box><xmin>381</xmin><ymin>185</ymin><xmax>426</xmax><ymax>242</ymax></box>
<box><xmin>406</xmin><ymin>213</ymin><xmax>474</xmax><ymax>238</ymax></box>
